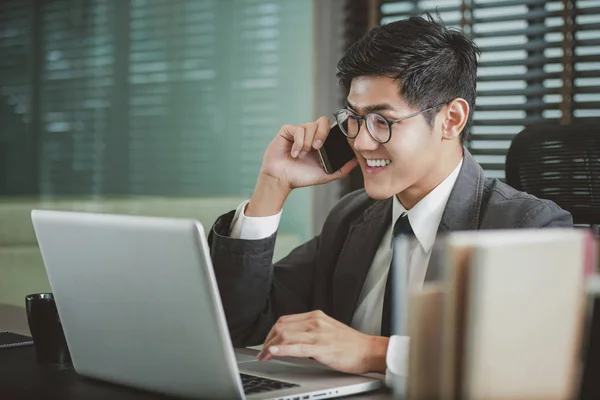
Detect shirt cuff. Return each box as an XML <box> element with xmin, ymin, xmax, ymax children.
<box><xmin>384</xmin><ymin>335</ymin><xmax>410</xmax><ymax>389</ymax></box>
<box><xmin>229</xmin><ymin>200</ymin><xmax>282</xmax><ymax>240</ymax></box>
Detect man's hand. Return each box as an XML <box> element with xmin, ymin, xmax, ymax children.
<box><xmin>256</xmin><ymin>310</ymin><xmax>389</xmax><ymax>375</ymax></box>
<box><xmin>245</xmin><ymin>117</ymin><xmax>358</xmax><ymax>217</ymax></box>
<box><xmin>261</xmin><ymin>117</ymin><xmax>358</xmax><ymax>190</ymax></box>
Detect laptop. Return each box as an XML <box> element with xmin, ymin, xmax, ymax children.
<box><xmin>31</xmin><ymin>210</ymin><xmax>382</xmax><ymax>399</ymax></box>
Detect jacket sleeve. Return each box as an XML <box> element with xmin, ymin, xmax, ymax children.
<box><xmin>208</xmin><ymin>210</ymin><xmax>320</xmax><ymax>347</ymax></box>
<box><xmin>518</xmin><ymin>200</ymin><xmax>574</xmax><ymax>228</ymax></box>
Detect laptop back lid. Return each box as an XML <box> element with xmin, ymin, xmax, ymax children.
<box><xmin>31</xmin><ymin>210</ymin><xmax>243</xmax><ymax>399</ymax></box>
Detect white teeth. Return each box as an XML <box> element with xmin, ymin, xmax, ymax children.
<box><xmin>366</xmin><ymin>159</ymin><xmax>392</xmax><ymax>167</ymax></box>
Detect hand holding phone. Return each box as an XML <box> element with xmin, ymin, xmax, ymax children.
<box><xmin>246</xmin><ymin>117</ymin><xmax>358</xmax><ymax>218</ymax></box>
<box><xmin>260</xmin><ymin>117</ymin><xmax>356</xmax><ymax>186</ymax></box>
<box><xmin>317</xmin><ymin>123</ymin><xmax>357</xmax><ymax>174</ymax></box>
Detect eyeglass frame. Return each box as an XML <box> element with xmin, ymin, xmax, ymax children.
<box><xmin>334</xmin><ymin>101</ymin><xmax>450</xmax><ymax>144</ymax></box>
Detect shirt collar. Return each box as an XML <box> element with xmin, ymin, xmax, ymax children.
<box><xmin>392</xmin><ymin>158</ymin><xmax>463</xmax><ymax>252</ymax></box>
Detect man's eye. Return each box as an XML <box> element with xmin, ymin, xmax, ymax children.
<box><xmin>373</xmin><ymin>118</ymin><xmax>387</xmax><ymax>126</ymax></box>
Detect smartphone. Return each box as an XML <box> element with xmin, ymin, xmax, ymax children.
<box><xmin>317</xmin><ymin>123</ymin><xmax>356</xmax><ymax>174</ymax></box>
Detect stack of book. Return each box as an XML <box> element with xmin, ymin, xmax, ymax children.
<box><xmin>404</xmin><ymin>229</ymin><xmax>595</xmax><ymax>400</ymax></box>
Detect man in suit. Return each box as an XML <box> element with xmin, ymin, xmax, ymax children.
<box><xmin>208</xmin><ymin>14</ymin><xmax>573</xmax><ymax>381</ymax></box>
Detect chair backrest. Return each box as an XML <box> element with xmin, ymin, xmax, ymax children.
<box><xmin>505</xmin><ymin>119</ymin><xmax>600</xmax><ymax>225</ymax></box>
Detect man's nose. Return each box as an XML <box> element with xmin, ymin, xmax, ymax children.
<box><xmin>351</xmin><ymin>122</ymin><xmax>380</xmax><ymax>152</ymax></box>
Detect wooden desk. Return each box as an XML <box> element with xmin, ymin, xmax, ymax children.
<box><xmin>0</xmin><ymin>304</ymin><xmax>393</xmax><ymax>399</ymax></box>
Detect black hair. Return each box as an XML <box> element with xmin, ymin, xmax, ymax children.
<box><xmin>337</xmin><ymin>12</ymin><xmax>480</xmax><ymax>143</ymax></box>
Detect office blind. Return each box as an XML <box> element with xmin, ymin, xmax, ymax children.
<box><xmin>0</xmin><ymin>1</ymin><xmax>33</xmax><ymax>193</ymax></box>
<box><xmin>127</xmin><ymin>0</ymin><xmax>221</xmax><ymax>195</ymax></box>
<box><xmin>39</xmin><ymin>0</ymin><xmax>115</xmax><ymax>195</ymax></box>
<box><xmin>23</xmin><ymin>0</ymin><xmax>313</xmax><ymax>201</ymax></box>
<box><xmin>0</xmin><ymin>0</ymin><xmax>314</xmax><ymax>238</ymax></box>
<box><xmin>0</xmin><ymin>1</ymin><xmax>30</xmax><ymax>126</ymax></box>
<box><xmin>380</xmin><ymin>0</ymin><xmax>600</xmax><ymax>180</ymax></box>
<box><xmin>127</xmin><ymin>0</ymin><xmax>313</xmax><ymax>197</ymax></box>
<box><xmin>126</xmin><ymin>0</ymin><xmax>315</xmax><ymax>238</ymax></box>
<box><xmin>574</xmin><ymin>1</ymin><xmax>600</xmax><ymax>119</ymax></box>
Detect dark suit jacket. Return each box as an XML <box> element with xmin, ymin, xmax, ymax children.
<box><xmin>208</xmin><ymin>149</ymin><xmax>573</xmax><ymax>347</ymax></box>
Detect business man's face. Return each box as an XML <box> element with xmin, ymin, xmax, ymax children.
<box><xmin>345</xmin><ymin>75</ymin><xmax>446</xmax><ymax>200</ymax></box>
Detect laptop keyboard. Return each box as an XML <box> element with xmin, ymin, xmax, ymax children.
<box><xmin>240</xmin><ymin>373</ymin><xmax>300</xmax><ymax>395</ymax></box>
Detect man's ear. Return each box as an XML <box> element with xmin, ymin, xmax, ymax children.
<box><xmin>441</xmin><ymin>98</ymin><xmax>469</xmax><ymax>141</ymax></box>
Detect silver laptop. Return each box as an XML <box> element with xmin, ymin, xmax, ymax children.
<box><xmin>31</xmin><ymin>210</ymin><xmax>382</xmax><ymax>399</ymax></box>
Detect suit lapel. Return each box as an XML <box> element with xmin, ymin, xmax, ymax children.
<box><xmin>425</xmin><ymin>149</ymin><xmax>486</xmax><ymax>282</ymax></box>
<box><xmin>330</xmin><ymin>150</ymin><xmax>488</xmax><ymax>317</ymax></box>
<box><xmin>332</xmin><ymin>198</ymin><xmax>392</xmax><ymax>326</ymax></box>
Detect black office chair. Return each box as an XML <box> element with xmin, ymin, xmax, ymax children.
<box><xmin>505</xmin><ymin>119</ymin><xmax>600</xmax><ymax>231</ymax></box>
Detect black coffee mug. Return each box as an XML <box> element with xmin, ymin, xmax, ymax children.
<box><xmin>25</xmin><ymin>293</ymin><xmax>72</xmax><ymax>366</ymax></box>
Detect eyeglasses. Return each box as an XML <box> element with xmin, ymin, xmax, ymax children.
<box><xmin>335</xmin><ymin>102</ymin><xmax>448</xmax><ymax>144</ymax></box>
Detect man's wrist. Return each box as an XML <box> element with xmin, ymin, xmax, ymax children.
<box><xmin>366</xmin><ymin>335</ymin><xmax>390</xmax><ymax>373</ymax></box>
<box><xmin>246</xmin><ymin>173</ymin><xmax>291</xmax><ymax>217</ymax></box>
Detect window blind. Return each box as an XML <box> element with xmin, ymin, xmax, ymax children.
<box><xmin>0</xmin><ymin>0</ymin><xmax>315</xmax><ymax>239</ymax></box>
<box><xmin>31</xmin><ymin>0</ymin><xmax>312</xmax><ymax>201</ymax></box>
<box><xmin>125</xmin><ymin>0</ymin><xmax>315</xmax><ymax>237</ymax></box>
<box><xmin>0</xmin><ymin>0</ymin><xmax>34</xmax><ymax>194</ymax></box>
<box><xmin>40</xmin><ymin>0</ymin><xmax>115</xmax><ymax>195</ymax></box>
<box><xmin>380</xmin><ymin>0</ymin><xmax>600</xmax><ymax>180</ymax></box>
<box><xmin>127</xmin><ymin>0</ymin><xmax>220</xmax><ymax>195</ymax></box>
<box><xmin>574</xmin><ymin>1</ymin><xmax>600</xmax><ymax>119</ymax></box>
<box><xmin>127</xmin><ymin>0</ymin><xmax>301</xmax><ymax>196</ymax></box>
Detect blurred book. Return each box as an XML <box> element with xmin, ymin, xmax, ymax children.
<box><xmin>579</xmin><ymin>272</ymin><xmax>600</xmax><ymax>400</ymax></box>
<box><xmin>407</xmin><ymin>283</ymin><xmax>444</xmax><ymax>399</ymax></box>
<box><xmin>592</xmin><ymin>237</ymin><xmax>600</xmax><ymax>274</ymax></box>
<box><xmin>407</xmin><ymin>229</ymin><xmax>590</xmax><ymax>400</ymax></box>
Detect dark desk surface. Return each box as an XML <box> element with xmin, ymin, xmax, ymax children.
<box><xmin>0</xmin><ymin>304</ymin><xmax>393</xmax><ymax>399</ymax></box>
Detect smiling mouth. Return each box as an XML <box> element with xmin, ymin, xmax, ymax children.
<box><xmin>365</xmin><ymin>159</ymin><xmax>391</xmax><ymax>168</ymax></box>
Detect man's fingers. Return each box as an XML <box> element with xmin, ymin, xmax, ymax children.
<box><xmin>261</xmin><ymin>319</ymin><xmax>308</xmax><ymax>356</ymax></box>
<box><xmin>259</xmin><ymin>331</ymin><xmax>319</xmax><ymax>361</ymax></box>
<box><xmin>312</xmin><ymin>116</ymin><xmax>330</xmax><ymax>150</ymax></box>
<box><xmin>279</xmin><ymin>119</ymin><xmax>329</xmax><ymax>159</ymax></box>
<box><xmin>277</xmin><ymin>309</ymin><xmax>328</xmax><ymax>324</ymax></box>
<box><xmin>262</xmin><ymin>319</ymin><xmax>321</xmax><ymax>355</ymax></box>
<box><xmin>335</xmin><ymin>158</ymin><xmax>359</xmax><ymax>178</ymax></box>
<box><xmin>317</xmin><ymin>158</ymin><xmax>358</xmax><ymax>185</ymax></box>
<box><xmin>299</xmin><ymin>122</ymin><xmax>318</xmax><ymax>157</ymax></box>
<box><xmin>269</xmin><ymin>343</ymin><xmax>319</xmax><ymax>359</ymax></box>
<box><xmin>279</xmin><ymin>124</ymin><xmax>306</xmax><ymax>158</ymax></box>
<box><xmin>290</xmin><ymin>126</ymin><xmax>306</xmax><ymax>158</ymax></box>
<box><xmin>262</xmin><ymin>326</ymin><xmax>278</xmax><ymax>353</ymax></box>
<box><xmin>259</xmin><ymin>311</ymin><xmax>331</xmax><ymax>361</ymax></box>
<box><xmin>264</xmin><ymin>328</ymin><xmax>318</xmax><ymax>350</ymax></box>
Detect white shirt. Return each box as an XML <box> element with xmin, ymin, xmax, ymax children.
<box><xmin>229</xmin><ymin>159</ymin><xmax>463</xmax><ymax>385</ymax></box>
